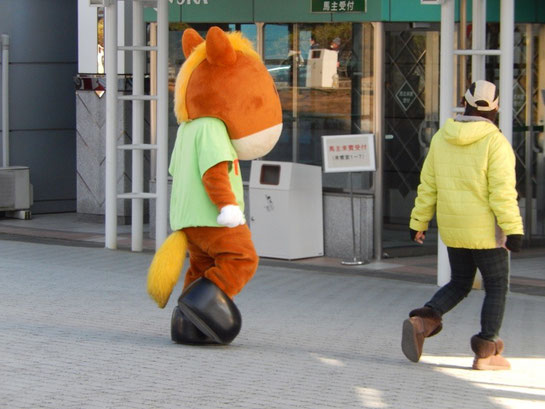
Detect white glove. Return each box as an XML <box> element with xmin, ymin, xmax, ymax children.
<box><xmin>217</xmin><ymin>205</ymin><xmax>246</xmax><ymax>228</ymax></box>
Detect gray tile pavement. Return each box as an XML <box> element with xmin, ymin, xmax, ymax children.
<box><xmin>1</xmin><ymin>239</ymin><xmax>544</xmax><ymax>409</ymax></box>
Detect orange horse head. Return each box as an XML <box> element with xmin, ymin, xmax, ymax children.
<box><xmin>174</xmin><ymin>26</ymin><xmax>282</xmax><ymax>159</ymax></box>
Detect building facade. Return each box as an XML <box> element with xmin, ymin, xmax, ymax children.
<box><xmin>3</xmin><ymin>0</ymin><xmax>544</xmax><ymax>259</ymax></box>
<box><xmin>0</xmin><ymin>0</ymin><xmax>78</xmax><ymax>213</ymax></box>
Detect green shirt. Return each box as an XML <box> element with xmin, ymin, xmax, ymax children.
<box><xmin>169</xmin><ymin>117</ymin><xmax>244</xmax><ymax>230</ymax></box>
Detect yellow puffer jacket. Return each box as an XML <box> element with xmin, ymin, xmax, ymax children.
<box><xmin>410</xmin><ymin>117</ymin><xmax>523</xmax><ymax>249</ymax></box>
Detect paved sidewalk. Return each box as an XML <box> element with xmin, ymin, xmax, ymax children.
<box><xmin>1</xmin><ymin>239</ymin><xmax>544</xmax><ymax>409</ymax></box>
<box><xmin>1</xmin><ymin>212</ymin><xmax>544</xmax><ymax>297</ymax></box>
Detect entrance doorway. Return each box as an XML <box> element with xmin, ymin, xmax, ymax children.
<box><xmin>382</xmin><ymin>23</ymin><xmax>440</xmax><ymax>254</ymax></box>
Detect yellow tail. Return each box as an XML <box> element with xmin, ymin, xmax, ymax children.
<box><xmin>147</xmin><ymin>230</ymin><xmax>188</xmax><ymax>308</ymax></box>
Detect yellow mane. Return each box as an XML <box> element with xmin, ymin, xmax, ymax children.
<box><xmin>174</xmin><ymin>31</ymin><xmax>261</xmax><ymax>124</ymax></box>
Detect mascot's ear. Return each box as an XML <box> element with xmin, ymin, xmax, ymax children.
<box><xmin>206</xmin><ymin>26</ymin><xmax>237</xmax><ymax>66</ymax></box>
<box><xmin>182</xmin><ymin>28</ymin><xmax>204</xmax><ymax>58</ymax></box>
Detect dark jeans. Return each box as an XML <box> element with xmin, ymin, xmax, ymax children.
<box><xmin>425</xmin><ymin>247</ymin><xmax>509</xmax><ymax>341</ymax></box>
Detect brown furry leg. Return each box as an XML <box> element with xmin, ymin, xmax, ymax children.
<box><xmin>183</xmin><ymin>225</ymin><xmax>258</xmax><ymax>298</ymax></box>
<box><xmin>183</xmin><ymin>234</ymin><xmax>215</xmax><ymax>290</ymax></box>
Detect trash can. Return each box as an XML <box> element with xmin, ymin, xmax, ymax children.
<box><xmin>305</xmin><ymin>48</ymin><xmax>338</xmax><ymax>88</ymax></box>
<box><xmin>249</xmin><ymin>160</ymin><xmax>323</xmax><ymax>259</ymax></box>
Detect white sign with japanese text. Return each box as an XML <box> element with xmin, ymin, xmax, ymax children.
<box><xmin>322</xmin><ymin>134</ymin><xmax>376</xmax><ymax>173</ymax></box>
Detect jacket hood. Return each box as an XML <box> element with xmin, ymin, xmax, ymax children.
<box><xmin>442</xmin><ymin>118</ymin><xmax>499</xmax><ymax>146</ymax></box>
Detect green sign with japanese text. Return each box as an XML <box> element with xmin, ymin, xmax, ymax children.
<box><xmin>311</xmin><ymin>0</ymin><xmax>365</xmax><ymax>13</ymax></box>
<box><xmin>395</xmin><ymin>81</ymin><xmax>417</xmax><ymax>112</ymax></box>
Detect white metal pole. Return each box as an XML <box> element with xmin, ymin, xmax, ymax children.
<box><xmin>155</xmin><ymin>0</ymin><xmax>169</xmax><ymax>248</ymax></box>
<box><xmin>105</xmin><ymin>1</ymin><xmax>118</xmax><ymax>249</ymax></box>
<box><xmin>437</xmin><ymin>0</ymin><xmax>455</xmax><ymax>286</ymax></box>
<box><xmin>499</xmin><ymin>0</ymin><xmax>514</xmax><ymax>144</ymax></box>
<box><xmin>131</xmin><ymin>1</ymin><xmax>145</xmax><ymax>252</ymax></box>
<box><xmin>472</xmin><ymin>0</ymin><xmax>486</xmax><ymax>81</ymax></box>
<box><xmin>2</xmin><ymin>34</ymin><xmax>9</xmax><ymax>168</ymax></box>
<box><xmin>77</xmin><ymin>0</ymin><xmax>99</xmax><ymax>74</ymax></box>
<box><xmin>149</xmin><ymin>22</ymin><xmax>157</xmax><ymax>181</ymax></box>
<box><xmin>499</xmin><ymin>0</ymin><xmax>515</xmax><ymax>286</ymax></box>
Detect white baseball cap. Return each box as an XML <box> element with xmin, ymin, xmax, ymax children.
<box><xmin>464</xmin><ymin>80</ymin><xmax>499</xmax><ymax>111</ymax></box>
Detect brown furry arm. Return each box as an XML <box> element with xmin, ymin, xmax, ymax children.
<box><xmin>202</xmin><ymin>161</ymin><xmax>237</xmax><ymax>209</ymax></box>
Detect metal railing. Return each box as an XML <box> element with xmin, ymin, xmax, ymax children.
<box><xmin>1</xmin><ymin>34</ymin><xmax>9</xmax><ymax>167</ymax></box>
<box><xmin>103</xmin><ymin>0</ymin><xmax>168</xmax><ymax>251</ymax></box>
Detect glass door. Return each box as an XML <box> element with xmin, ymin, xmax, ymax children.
<box><xmin>383</xmin><ymin>24</ymin><xmax>440</xmax><ymax>226</ymax></box>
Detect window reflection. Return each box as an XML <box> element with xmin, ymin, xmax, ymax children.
<box><xmin>166</xmin><ymin>22</ymin><xmax>375</xmax><ymax>191</ymax></box>
<box><xmin>263</xmin><ymin>23</ymin><xmax>374</xmax><ymax>191</ymax></box>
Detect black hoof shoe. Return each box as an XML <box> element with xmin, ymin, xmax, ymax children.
<box><xmin>178</xmin><ymin>278</ymin><xmax>241</xmax><ymax>344</ymax></box>
<box><xmin>171</xmin><ymin>306</ymin><xmax>217</xmax><ymax>345</ymax></box>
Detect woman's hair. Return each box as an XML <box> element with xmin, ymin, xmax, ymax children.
<box><xmin>463</xmin><ymin>102</ymin><xmax>498</xmax><ymax>122</ymax></box>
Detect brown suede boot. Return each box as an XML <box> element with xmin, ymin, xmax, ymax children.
<box><xmin>401</xmin><ymin>307</ymin><xmax>443</xmax><ymax>363</ymax></box>
<box><xmin>471</xmin><ymin>335</ymin><xmax>511</xmax><ymax>370</ymax></box>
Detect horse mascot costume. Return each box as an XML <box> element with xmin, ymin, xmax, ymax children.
<box><xmin>147</xmin><ymin>26</ymin><xmax>282</xmax><ymax>345</ymax></box>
